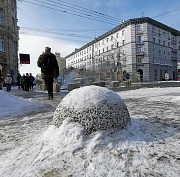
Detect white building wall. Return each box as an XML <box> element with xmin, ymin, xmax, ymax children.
<box><xmin>66</xmin><ymin>17</ymin><xmax>180</xmax><ymax>81</ymax></box>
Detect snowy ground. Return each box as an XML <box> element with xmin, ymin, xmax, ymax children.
<box><xmin>0</xmin><ymin>86</ymin><xmax>180</xmax><ymax>177</ymax></box>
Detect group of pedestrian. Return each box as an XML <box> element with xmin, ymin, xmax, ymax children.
<box><xmin>17</xmin><ymin>73</ymin><xmax>35</xmax><ymax>92</ymax></box>
<box><xmin>5</xmin><ymin>46</ymin><xmax>59</xmax><ymax>99</ymax></box>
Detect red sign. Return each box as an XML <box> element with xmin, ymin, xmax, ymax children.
<box><xmin>20</xmin><ymin>60</ymin><xmax>30</xmax><ymax>64</ymax></box>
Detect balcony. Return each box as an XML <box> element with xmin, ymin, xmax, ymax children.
<box><xmin>171</xmin><ymin>40</ymin><xmax>177</xmax><ymax>44</ymax></box>
<box><xmin>136</xmin><ymin>41</ymin><xmax>144</xmax><ymax>45</ymax></box>
<box><xmin>136</xmin><ymin>52</ymin><xmax>144</xmax><ymax>56</ymax></box>
<box><xmin>172</xmin><ymin>48</ymin><xmax>178</xmax><ymax>52</ymax></box>
<box><xmin>136</xmin><ymin>30</ymin><xmax>143</xmax><ymax>34</ymax></box>
<box><xmin>172</xmin><ymin>56</ymin><xmax>177</xmax><ymax>61</ymax></box>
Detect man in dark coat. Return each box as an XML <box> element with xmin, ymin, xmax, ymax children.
<box><xmin>37</xmin><ymin>47</ymin><xmax>59</xmax><ymax>99</ymax></box>
<box><xmin>24</xmin><ymin>73</ymin><xmax>30</xmax><ymax>92</ymax></box>
<box><xmin>16</xmin><ymin>73</ymin><xmax>21</xmax><ymax>89</ymax></box>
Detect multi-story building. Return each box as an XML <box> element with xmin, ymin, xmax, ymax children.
<box><xmin>65</xmin><ymin>17</ymin><xmax>180</xmax><ymax>82</ymax></box>
<box><xmin>0</xmin><ymin>0</ymin><xmax>19</xmax><ymax>81</ymax></box>
<box><xmin>55</xmin><ymin>52</ymin><xmax>66</xmax><ymax>73</ymax></box>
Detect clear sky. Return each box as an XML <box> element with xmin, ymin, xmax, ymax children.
<box><xmin>17</xmin><ymin>0</ymin><xmax>180</xmax><ymax>77</ymax></box>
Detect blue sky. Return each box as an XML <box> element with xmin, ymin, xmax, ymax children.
<box><xmin>17</xmin><ymin>0</ymin><xmax>180</xmax><ymax>76</ymax></box>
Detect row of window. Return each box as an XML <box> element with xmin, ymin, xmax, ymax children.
<box><xmin>70</xmin><ymin>57</ymin><xmax>127</xmax><ymax>69</ymax></box>
<box><xmin>0</xmin><ymin>8</ymin><xmax>16</xmax><ymax>32</ymax></box>
<box><xmin>153</xmin><ymin>58</ymin><xmax>174</xmax><ymax>65</ymax></box>
<box><xmin>68</xmin><ymin>40</ymin><xmax>125</xmax><ymax>61</ymax></box>
<box><xmin>154</xmin><ymin>69</ymin><xmax>176</xmax><ymax>80</ymax></box>
<box><xmin>0</xmin><ymin>9</ymin><xmax>2</xmax><ymax>25</ymax></box>
<box><xmin>68</xmin><ymin>25</ymin><xmax>142</xmax><ymax>61</ymax></box>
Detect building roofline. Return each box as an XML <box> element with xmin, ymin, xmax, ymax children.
<box><xmin>65</xmin><ymin>17</ymin><xmax>180</xmax><ymax>59</ymax></box>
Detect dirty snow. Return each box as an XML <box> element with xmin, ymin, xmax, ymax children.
<box><xmin>0</xmin><ymin>90</ymin><xmax>43</xmax><ymax>119</ymax></box>
<box><xmin>0</xmin><ymin>86</ymin><xmax>180</xmax><ymax>177</ymax></box>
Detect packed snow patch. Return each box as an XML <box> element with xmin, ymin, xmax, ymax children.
<box><xmin>0</xmin><ymin>90</ymin><xmax>42</xmax><ymax>119</ymax></box>
<box><xmin>0</xmin><ymin>87</ymin><xmax>180</xmax><ymax>176</ymax></box>
<box><xmin>53</xmin><ymin>86</ymin><xmax>131</xmax><ymax>134</ymax></box>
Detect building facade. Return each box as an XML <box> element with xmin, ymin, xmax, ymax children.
<box><xmin>0</xmin><ymin>0</ymin><xmax>19</xmax><ymax>81</ymax></box>
<box><xmin>55</xmin><ymin>52</ymin><xmax>66</xmax><ymax>73</ymax></box>
<box><xmin>65</xmin><ymin>17</ymin><xmax>180</xmax><ymax>82</ymax></box>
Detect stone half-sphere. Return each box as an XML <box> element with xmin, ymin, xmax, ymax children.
<box><xmin>53</xmin><ymin>85</ymin><xmax>131</xmax><ymax>134</ymax></box>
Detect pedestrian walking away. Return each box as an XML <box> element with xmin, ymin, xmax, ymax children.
<box><xmin>37</xmin><ymin>47</ymin><xmax>59</xmax><ymax>99</ymax></box>
<box><xmin>24</xmin><ymin>73</ymin><xmax>30</xmax><ymax>92</ymax></box>
<box><xmin>17</xmin><ymin>73</ymin><xmax>21</xmax><ymax>89</ymax></box>
<box><xmin>29</xmin><ymin>73</ymin><xmax>35</xmax><ymax>90</ymax></box>
<box><xmin>20</xmin><ymin>74</ymin><xmax>25</xmax><ymax>90</ymax></box>
<box><xmin>5</xmin><ymin>74</ymin><xmax>12</xmax><ymax>92</ymax></box>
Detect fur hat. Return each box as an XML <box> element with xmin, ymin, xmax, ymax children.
<box><xmin>45</xmin><ymin>47</ymin><xmax>51</xmax><ymax>53</ymax></box>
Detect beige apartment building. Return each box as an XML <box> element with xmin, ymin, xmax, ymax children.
<box><xmin>66</xmin><ymin>17</ymin><xmax>180</xmax><ymax>82</ymax></box>
<box><xmin>0</xmin><ymin>0</ymin><xmax>19</xmax><ymax>81</ymax></box>
<box><xmin>55</xmin><ymin>52</ymin><xmax>66</xmax><ymax>73</ymax></box>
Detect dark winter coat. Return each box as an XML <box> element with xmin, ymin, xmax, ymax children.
<box><xmin>37</xmin><ymin>52</ymin><xmax>59</xmax><ymax>79</ymax></box>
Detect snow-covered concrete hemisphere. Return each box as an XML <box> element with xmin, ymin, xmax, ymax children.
<box><xmin>53</xmin><ymin>85</ymin><xmax>131</xmax><ymax>134</ymax></box>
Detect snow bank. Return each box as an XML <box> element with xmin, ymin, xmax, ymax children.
<box><xmin>1</xmin><ymin>116</ymin><xmax>177</xmax><ymax>177</ymax></box>
<box><xmin>53</xmin><ymin>86</ymin><xmax>131</xmax><ymax>134</ymax></box>
<box><xmin>0</xmin><ymin>90</ymin><xmax>41</xmax><ymax>119</ymax></box>
<box><xmin>0</xmin><ymin>87</ymin><xmax>180</xmax><ymax>176</ymax></box>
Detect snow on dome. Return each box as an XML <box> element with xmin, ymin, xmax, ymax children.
<box><xmin>53</xmin><ymin>85</ymin><xmax>131</xmax><ymax>134</ymax></box>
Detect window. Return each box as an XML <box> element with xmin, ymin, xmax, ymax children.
<box><xmin>122</xmin><ymin>40</ymin><xmax>125</xmax><ymax>46</ymax></box>
<box><xmin>13</xmin><ymin>41</ymin><xmax>16</xmax><ymax>55</ymax></box>
<box><xmin>12</xmin><ymin>0</ymin><xmax>15</xmax><ymax>9</ymax></box>
<box><xmin>137</xmin><ymin>57</ymin><xmax>142</xmax><ymax>63</ymax></box>
<box><xmin>0</xmin><ymin>9</ymin><xmax>3</xmax><ymax>25</ymax></box>
<box><xmin>137</xmin><ymin>36</ymin><xmax>141</xmax><ymax>43</ymax></box>
<box><xmin>111</xmin><ymin>44</ymin><xmax>113</xmax><ymax>50</ymax></box>
<box><xmin>116</xmin><ymin>33</ymin><xmax>119</xmax><ymax>38</ymax></box>
<box><xmin>137</xmin><ymin>46</ymin><xmax>142</xmax><ymax>53</ymax></box>
<box><xmin>12</xmin><ymin>17</ymin><xmax>15</xmax><ymax>32</ymax></box>
<box><xmin>111</xmin><ymin>36</ymin><xmax>113</xmax><ymax>41</ymax></box>
<box><xmin>136</xmin><ymin>25</ymin><xmax>141</xmax><ymax>33</ymax></box>
<box><xmin>153</xmin><ymin>38</ymin><xmax>155</xmax><ymax>43</ymax></box>
<box><xmin>102</xmin><ymin>40</ymin><xmax>104</xmax><ymax>45</ymax></box>
<box><xmin>159</xmin><ymin>39</ymin><xmax>161</xmax><ymax>44</ymax></box>
<box><xmin>158</xmin><ymin>30</ymin><xmax>161</xmax><ymax>36</ymax></box>
<box><xmin>107</xmin><ymin>47</ymin><xmax>109</xmax><ymax>51</ymax></box>
<box><xmin>117</xmin><ymin>42</ymin><xmax>119</xmax><ymax>47</ymax></box>
<box><xmin>107</xmin><ymin>38</ymin><xmax>109</xmax><ymax>43</ymax></box>
<box><xmin>163</xmin><ymin>41</ymin><xmax>165</xmax><ymax>46</ymax></box>
<box><xmin>0</xmin><ymin>35</ymin><xmax>4</xmax><ymax>51</ymax></box>
<box><xmin>154</xmin><ymin>69</ymin><xmax>157</xmax><ymax>81</ymax></box>
<box><xmin>122</xmin><ymin>30</ymin><xmax>125</xmax><ymax>36</ymax></box>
